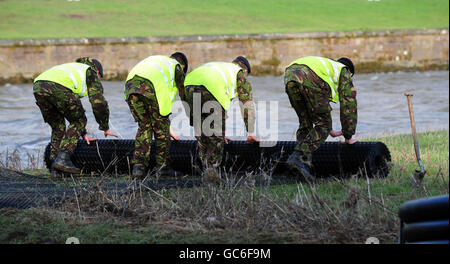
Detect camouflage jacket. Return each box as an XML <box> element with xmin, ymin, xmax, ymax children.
<box><xmin>236</xmin><ymin>71</ymin><xmax>256</xmax><ymax>134</ymax></box>
<box><xmin>76</xmin><ymin>57</ymin><xmax>110</xmax><ymax>131</ymax></box>
<box><xmin>337</xmin><ymin>67</ymin><xmax>357</xmax><ymax>140</ymax></box>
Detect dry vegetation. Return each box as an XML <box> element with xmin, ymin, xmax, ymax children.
<box><xmin>0</xmin><ymin>130</ymin><xmax>448</xmax><ymax>243</ymax></box>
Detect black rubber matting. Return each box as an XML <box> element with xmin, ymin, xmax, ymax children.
<box><xmin>44</xmin><ymin>139</ymin><xmax>392</xmax><ymax>178</ymax></box>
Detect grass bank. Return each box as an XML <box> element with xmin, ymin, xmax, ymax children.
<box><xmin>0</xmin><ymin>0</ymin><xmax>448</xmax><ymax>40</ymax></box>
<box><xmin>0</xmin><ymin>130</ymin><xmax>448</xmax><ymax>244</ymax></box>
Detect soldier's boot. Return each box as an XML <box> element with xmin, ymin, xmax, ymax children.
<box><xmin>51</xmin><ymin>170</ymin><xmax>70</xmax><ymax>178</ymax></box>
<box><xmin>48</xmin><ymin>159</ymin><xmax>58</xmax><ymax>178</ymax></box>
<box><xmin>50</xmin><ymin>165</ymin><xmax>61</xmax><ymax>178</ymax></box>
<box><xmin>48</xmin><ymin>160</ymin><xmax>69</xmax><ymax>178</ymax></box>
<box><xmin>156</xmin><ymin>165</ymin><xmax>183</xmax><ymax>178</ymax></box>
<box><xmin>286</xmin><ymin>151</ymin><xmax>314</xmax><ymax>181</ymax></box>
<box><xmin>132</xmin><ymin>164</ymin><xmax>147</xmax><ymax>179</ymax></box>
<box><xmin>52</xmin><ymin>151</ymin><xmax>81</xmax><ymax>174</ymax></box>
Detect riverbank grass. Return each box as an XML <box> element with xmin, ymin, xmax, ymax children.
<box><xmin>0</xmin><ymin>130</ymin><xmax>448</xmax><ymax>243</ymax></box>
<box><xmin>0</xmin><ymin>0</ymin><xmax>448</xmax><ymax>39</ymax></box>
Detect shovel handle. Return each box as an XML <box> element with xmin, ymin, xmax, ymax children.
<box><xmin>404</xmin><ymin>93</ymin><xmax>425</xmax><ymax>173</ymax></box>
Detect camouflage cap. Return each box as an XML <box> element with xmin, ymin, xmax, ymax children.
<box><xmin>170</xmin><ymin>52</ymin><xmax>188</xmax><ymax>74</ymax></box>
<box><xmin>233</xmin><ymin>56</ymin><xmax>251</xmax><ymax>74</ymax></box>
<box><xmin>337</xmin><ymin>57</ymin><xmax>354</xmax><ymax>75</ymax></box>
<box><xmin>75</xmin><ymin>57</ymin><xmax>103</xmax><ymax>77</ymax></box>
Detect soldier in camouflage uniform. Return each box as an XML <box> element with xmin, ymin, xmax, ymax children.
<box><xmin>33</xmin><ymin>57</ymin><xmax>117</xmax><ymax>175</ymax></box>
<box><xmin>125</xmin><ymin>52</ymin><xmax>188</xmax><ymax>179</ymax></box>
<box><xmin>284</xmin><ymin>56</ymin><xmax>357</xmax><ymax>180</ymax></box>
<box><xmin>181</xmin><ymin>56</ymin><xmax>258</xmax><ymax>183</ymax></box>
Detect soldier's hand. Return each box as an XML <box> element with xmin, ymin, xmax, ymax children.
<box><xmin>246</xmin><ymin>133</ymin><xmax>260</xmax><ymax>143</ymax></box>
<box><xmin>345</xmin><ymin>138</ymin><xmax>358</xmax><ymax>144</ymax></box>
<box><xmin>225</xmin><ymin>137</ymin><xmax>232</xmax><ymax>144</ymax></box>
<box><xmin>104</xmin><ymin>130</ymin><xmax>118</xmax><ymax>138</ymax></box>
<box><xmin>170</xmin><ymin>126</ymin><xmax>180</xmax><ymax>141</ymax></box>
<box><xmin>83</xmin><ymin>134</ymin><xmax>97</xmax><ymax>145</ymax></box>
<box><xmin>329</xmin><ymin>130</ymin><xmax>343</xmax><ymax>137</ymax></box>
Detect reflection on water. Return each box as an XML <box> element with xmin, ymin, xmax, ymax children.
<box><xmin>0</xmin><ymin>71</ymin><xmax>448</xmax><ymax>159</ymax></box>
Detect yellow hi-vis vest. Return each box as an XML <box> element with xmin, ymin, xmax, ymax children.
<box><xmin>125</xmin><ymin>55</ymin><xmax>180</xmax><ymax>116</ymax></box>
<box><xmin>34</xmin><ymin>62</ymin><xmax>91</xmax><ymax>97</ymax></box>
<box><xmin>287</xmin><ymin>56</ymin><xmax>346</xmax><ymax>103</ymax></box>
<box><xmin>184</xmin><ymin>62</ymin><xmax>242</xmax><ymax>110</ymax></box>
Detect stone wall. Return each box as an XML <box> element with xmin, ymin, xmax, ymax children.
<box><xmin>0</xmin><ymin>29</ymin><xmax>448</xmax><ymax>84</ymax></box>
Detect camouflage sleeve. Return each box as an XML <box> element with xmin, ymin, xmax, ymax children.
<box><xmin>338</xmin><ymin>68</ymin><xmax>357</xmax><ymax>139</ymax></box>
<box><xmin>86</xmin><ymin>68</ymin><xmax>110</xmax><ymax>131</ymax></box>
<box><xmin>174</xmin><ymin>64</ymin><xmax>186</xmax><ymax>100</ymax></box>
<box><xmin>236</xmin><ymin>71</ymin><xmax>256</xmax><ymax>134</ymax></box>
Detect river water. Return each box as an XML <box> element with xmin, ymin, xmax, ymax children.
<box><xmin>0</xmin><ymin>71</ymin><xmax>448</xmax><ymax>162</ymax></box>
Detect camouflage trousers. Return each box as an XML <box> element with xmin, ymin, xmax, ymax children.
<box><xmin>126</xmin><ymin>79</ymin><xmax>171</xmax><ymax>168</ymax></box>
<box><xmin>185</xmin><ymin>85</ymin><xmax>226</xmax><ymax>169</ymax></box>
<box><xmin>284</xmin><ymin>65</ymin><xmax>333</xmax><ymax>164</ymax></box>
<box><xmin>33</xmin><ymin>81</ymin><xmax>87</xmax><ymax>162</ymax></box>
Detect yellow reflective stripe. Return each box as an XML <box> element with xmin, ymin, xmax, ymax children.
<box><xmin>154</xmin><ymin>57</ymin><xmax>176</xmax><ymax>87</ymax></box>
<box><xmin>160</xmin><ymin>58</ymin><xmax>178</xmax><ymax>100</ymax></box>
<box><xmin>52</xmin><ymin>65</ymin><xmax>78</xmax><ymax>90</ymax></box>
<box><xmin>329</xmin><ymin>60</ymin><xmax>341</xmax><ymax>84</ymax></box>
<box><xmin>51</xmin><ymin>64</ymin><xmax>88</xmax><ymax>96</ymax></box>
<box><xmin>76</xmin><ymin>68</ymin><xmax>87</xmax><ymax>96</ymax></box>
<box><xmin>203</xmin><ymin>63</ymin><xmax>231</xmax><ymax>94</ymax></box>
<box><xmin>141</xmin><ymin>60</ymin><xmax>170</xmax><ymax>88</ymax></box>
<box><xmin>219</xmin><ymin>62</ymin><xmax>237</xmax><ymax>98</ymax></box>
<box><xmin>317</xmin><ymin>57</ymin><xmax>336</xmax><ymax>99</ymax></box>
<box><xmin>72</xmin><ymin>64</ymin><xmax>89</xmax><ymax>93</ymax></box>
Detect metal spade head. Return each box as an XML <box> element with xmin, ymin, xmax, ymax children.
<box><xmin>412</xmin><ymin>169</ymin><xmax>426</xmax><ymax>187</ymax></box>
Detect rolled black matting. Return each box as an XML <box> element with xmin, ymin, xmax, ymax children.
<box><xmin>0</xmin><ymin>168</ymin><xmax>76</xmax><ymax>209</ymax></box>
<box><xmin>399</xmin><ymin>195</ymin><xmax>449</xmax><ymax>223</ymax></box>
<box><xmin>44</xmin><ymin>139</ymin><xmax>391</xmax><ymax>178</ymax></box>
<box><xmin>398</xmin><ymin>195</ymin><xmax>450</xmax><ymax>244</ymax></box>
<box><xmin>401</xmin><ymin>220</ymin><xmax>449</xmax><ymax>243</ymax></box>
<box><xmin>0</xmin><ymin>168</ymin><xmax>204</xmax><ymax>209</ymax></box>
